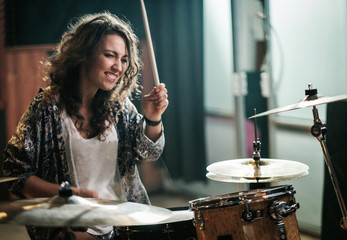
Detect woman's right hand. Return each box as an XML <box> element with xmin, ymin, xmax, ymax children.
<box><xmin>71</xmin><ymin>187</ymin><xmax>98</xmax><ymax>198</ymax></box>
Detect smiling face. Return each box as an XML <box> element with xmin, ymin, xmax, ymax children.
<box><xmin>79</xmin><ymin>33</ymin><xmax>129</xmax><ymax>96</ymax></box>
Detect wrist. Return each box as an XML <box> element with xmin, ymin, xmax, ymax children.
<box><xmin>71</xmin><ymin>187</ymin><xmax>80</xmax><ymax>196</ymax></box>
<box><xmin>144</xmin><ymin>116</ymin><xmax>162</xmax><ymax>126</ymax></box>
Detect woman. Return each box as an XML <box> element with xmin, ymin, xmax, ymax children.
<box><xmin>2</xmin><ymin>12</ymin><xmax>168</xmax><ymax>239</ymax></box>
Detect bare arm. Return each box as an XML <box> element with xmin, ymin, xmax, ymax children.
<box><xmin>22</xmin><ymin>175</ymin><xmax>98</xmax><ymax>198</ymax></box>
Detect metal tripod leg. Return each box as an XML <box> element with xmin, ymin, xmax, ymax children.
<box><xmin>311</xmin><ymin>106</ymin><xmax>347</xmax><ymax>229</ymax></box>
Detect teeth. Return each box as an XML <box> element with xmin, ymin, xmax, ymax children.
<box><xmin>107</xmin><ymin>73</ymin><xmax>116</xmax><ymax>80</ymax></box>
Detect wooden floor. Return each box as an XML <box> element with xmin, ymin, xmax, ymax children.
<box><xmin>0</xmin><ymin>191</ymin><xmax>321</xmax><ymax>239</ymax></box>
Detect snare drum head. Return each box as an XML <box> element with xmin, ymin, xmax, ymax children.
<box><xmin>189</xmin><ymin>185</ymin><xmax>295</xmax><ymax>210</ymax></box>
<box><xmin>157</xmin><ymin>208</ymin><xmax>194</xmax><ymax>224</ymax></box>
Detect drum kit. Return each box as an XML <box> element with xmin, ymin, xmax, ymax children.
<box><xmin>189</xmin><ymin>84</ymin><xmax>347</xmax><ymax>240</ymax></box>
<box><xmin>0</xmin><ymin>84</ymin><xmax>346</xmax><ymax>240</ymax></box>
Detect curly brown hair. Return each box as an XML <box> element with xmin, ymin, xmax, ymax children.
<box><xmin>43</xmin><ymin>12</ymin><xmax>142</xmax><ymax>138</ymax></box>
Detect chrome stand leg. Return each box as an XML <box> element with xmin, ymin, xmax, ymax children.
<box><xmin>311</xmin><ymin>106</ymin><xmax>347</xmax><ymax>229</ymax></box>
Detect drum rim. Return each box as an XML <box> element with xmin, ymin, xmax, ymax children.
<box><xmin>189</xmin><ymin>185</ymin><xmax>295</xmax><ymax>210</ymax></box>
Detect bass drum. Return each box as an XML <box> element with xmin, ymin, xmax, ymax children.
<box><xmin>189</xmin><ymin>185</ymin><xmax>300</xmax><ymax>240</ymax></box>
<box><xmin>114</xmin><ymin>207</ymin><xmax>197</xmax><ymax>240</ymax></box>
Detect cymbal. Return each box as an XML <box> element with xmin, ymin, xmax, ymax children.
<box><xmin>0</xmin><ymin>195</ymin><xmax>172</xmax><ymax>227</ymax></box>
<box><xmin>206</xmin><ymin>171</ymin><xmax>309</xmax><ymax>183</ymax></box>
<box><xmin>249</xmin><ymin>94</ymin><xmax>347</xmax><ymax>119</ymax></box>
<box><xmin>206</xmin><ymin>158</ymin><xmax>309</xmax><ymax>183</ymax></box>
<box><xmin>0</xmin><ymin>177</ymin><xmax>18</xmax><ymax>183</ymax></box>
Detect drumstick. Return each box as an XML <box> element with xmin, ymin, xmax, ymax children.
<box><xmin>140</xmin><ymin>0</ymin><xmax>160</xmax><ymax>86</ymax></box>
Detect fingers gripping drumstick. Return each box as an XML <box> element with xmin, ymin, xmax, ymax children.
<box><xmin>140</xmin><ymin>0</ymin><xmax>160</xmax><ymax>86</ymax></box>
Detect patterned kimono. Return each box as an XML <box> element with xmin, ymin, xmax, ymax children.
<box><xmin>2</xmin><ymin>88</ymin><xmax>165</xmax><ymax>239</ymax></box>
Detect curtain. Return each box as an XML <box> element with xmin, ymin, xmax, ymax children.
<box><xmin>145</xmin><ymin>0</ymin><xmax>206</xmax><ymax>181</ymax></box>
<box><xmin>322</xmin><ymin>101</ymin><xmax>347</xmax><ymax>239</ymax></box>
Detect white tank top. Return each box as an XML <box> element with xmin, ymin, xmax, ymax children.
<box><xmin>62</xmin><ymin>110</ymin><xmax>124</xmax><ymax>235</ymax></box>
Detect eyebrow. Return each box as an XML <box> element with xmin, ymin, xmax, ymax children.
<box><xmin>103</xmin><ymin>49</ymin><xmax>128</xmax><ymax>58</ymax></box>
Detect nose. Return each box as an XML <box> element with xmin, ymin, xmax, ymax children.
<box><xmin>112</xmin><ymin>58</ymin><xmax>122</xmax><ymax>72</ymax></box>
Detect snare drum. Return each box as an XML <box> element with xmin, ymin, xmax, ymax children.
<box><xmin>189</xmin><ymin>185</ymin><xmax>300</xmax><ymax>240</ymax></box>
<box><xmin>114</xmin><ymin>207</ymin><xmax>197</xmax><ymax>240</ymax></box>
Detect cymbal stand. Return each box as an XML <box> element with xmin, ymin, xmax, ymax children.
<box><xmin>250</xmin><ymin>109</ymin><xmax>269</xmax><ymax>189</ymax></box>
<box><xmin>252</xmin><ymin>108</ymin><xmax>261</xmax><ymax>164</ymax></box>
<box><xmin>310</xmin><ymin>105</ymin><xmax>347</xmax><ymax>229</ymax></box>
<box><xmin>51</xmin><ymin>182</ymin><xmax>77</xmax><ymax>239</ymax></box>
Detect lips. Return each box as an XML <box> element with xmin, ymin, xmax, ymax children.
<box><xmin>105</xmin><ymin>72</ymin><xmax>117</xmax><ymax>82</ymax></box>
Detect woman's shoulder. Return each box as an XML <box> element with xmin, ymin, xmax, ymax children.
<box><xmin>14</xmin><ymin>87</ymin><xmax>59</xmax><ymax>133</ymax></box>
<box><xmin>30</xmin><ymin>86</ymin><xmax>58</xmax><ymax>111</ymax></box>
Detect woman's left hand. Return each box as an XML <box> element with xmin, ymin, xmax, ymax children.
<box><xmin>142</xmin><ymin>83</ymin><xmax>169</xmax><ymax>121</ymax></box>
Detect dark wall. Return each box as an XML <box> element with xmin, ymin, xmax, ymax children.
<box><xmin>322</xmin><ymin>100</ymin><xmax>347</xmax><ymax>239</ymax></box>
<box><xmin>5</xmin><ymin>0</ymin><xmax>155</xmax><ymax>46</ymax></box>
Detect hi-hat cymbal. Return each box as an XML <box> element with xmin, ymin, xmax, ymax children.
<box><xmin>0</xmin><ymin>177</ymin><xmax>18</xmax><ymax>183</ymax></box>
<box><xmin>206</xmin><ymin>158</ymin><xmax>309</xmax><ymax>183</ymax></box>
<box><xmin>0</xmin><ymin>195</ymin><xmax>172</xmax><ymax>227</ymax></box>
<box><xmin>249</xmin><ymin>94</ymin><xmax>347</xmax><ymax>119</ymax></box>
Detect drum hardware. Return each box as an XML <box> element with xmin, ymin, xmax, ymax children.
<box><xmin>249</xmin><ymin>83</ymin><xmax>347</xmax><ymax>230</ymax></box>
<box><xmin>311</xmin><ymin>100</ymin><xmax>347</xmax><ymax>230</ymax></box>
<box><xmin>241</xmin><ymin>199</ymin><xmax>269</xmax><ymax>222</ymax></box>
<box><xmin>238</xmin><ymin>174</ymin><xmax>299</xmax><ymax>240</ymax></box>
<box><xmin>269</xmin><ymin>198</ymin><xmax>299</xmax><ymax>239</ymax></box>
<box><xmin>192</xmin><ymin>210</ymin><xmax>205</xmax><ymax>230</ymax></box>
<box><xmin>252</xmin><ymin>109</ymin><xmax>261</xmax><ymax>164</ymax></box>
<box><xmin>241</xmin><ymin>199</ymin><xmax>299</xmax><ymax>223</ymax></box>
<box><xmin>250</xmin><ymin>109</ymin><xmax>270</xmax><ymax>189</ymax></box>
<box><xmin>274</xmin><ymin>220</ymin><xmax>287</xmax><ymax>240</ymax></box>
<box><xmin>269</xmin><ymin>200</ymin><xmax>299</xmax><ymax>221</ymax></box>
<box><xmin>59</xmin><ymin>181</ymin><xmax>74</xmax><ymax>197</ymax></box>
<box><xmin>242</xmin><ymin>199</ymin><xmax>253</xmax><ymax>222</ymax></box>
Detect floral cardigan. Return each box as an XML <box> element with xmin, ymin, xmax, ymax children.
<box><xmin>2</xmin><ymin>88</ymin><xmax>164</xmax><ymax>239</ymax></box>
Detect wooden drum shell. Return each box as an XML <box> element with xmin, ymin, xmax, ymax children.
<box><xmin>190</xmin><ymin>185</ymin><xmax>300</xmax><ymax>240</ymax></box>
